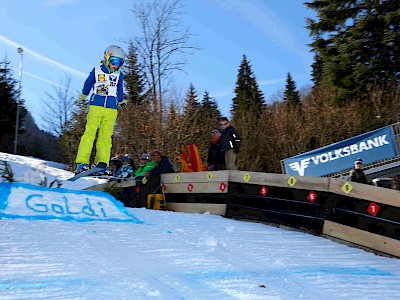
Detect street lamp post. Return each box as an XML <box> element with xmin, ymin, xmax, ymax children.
<box><xmin>14</xmin><ymin>47</ymin><xmax>23</xmax><ymax>155</ymax></box>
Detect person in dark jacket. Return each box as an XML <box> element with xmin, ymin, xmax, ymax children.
<box><xmin>219</xmin><ymin>117</ymin><xmax>240</xmax><ymax>170</ymax></box>
<box><xmin>140</xmin><ymin>149</ymin><xmax>176</xmax><ymax>208</ymax></box>
<box><xmin>107</xmin><ymin>157</ymin><xmax>122</xmax><ymax>177</ymax></box>
<box><xmin>349</xmin><ymin>158</ymin><xmax>368</xmax><ymax>184</ymax></box>
<box><xmin>207</xmin><ymin>129</ymin><xmax>226</xmax><ymax>171</ymax></box>
<box><xmin>146</xmin><ymin>149</ymin><xmax>176</xmax><ymax>177</ymax></box>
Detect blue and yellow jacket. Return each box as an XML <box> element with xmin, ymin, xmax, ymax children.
<box><xmin>82</xmin><ymin>64</ymin><xmax>124</xmax><ymax>109</ymax></box>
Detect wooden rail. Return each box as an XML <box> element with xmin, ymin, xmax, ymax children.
<box><xmin>84</xmin><ymin>170</ymin><xmax>400</xmax><ymax>257</ymax></box>
<box><xmin>162</xmin><ymin>171</ymin><xmax>400</xmax><ymax>257</ymax></box>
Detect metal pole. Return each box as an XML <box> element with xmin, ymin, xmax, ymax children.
<box><xmin>13</xmin><ymin>47</ymin><xmax>23</xmax><ymax>154</ymax></box>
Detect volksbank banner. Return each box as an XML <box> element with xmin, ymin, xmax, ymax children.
<box><xmin>283</xmin><ymin>126</ymin><xmax>399</xmax><ymax>177</ymax></box>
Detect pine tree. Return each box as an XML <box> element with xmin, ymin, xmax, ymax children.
<box><xmin>310</xmin><ymin>53</ymin><xmax>323</xmax><ymax>85</ymax></box>
<box><xmin>163</xmin><ymin>102</ymin><xmax>185</xmax><ymax>163</ymax></box>
<box><xmin>184</xmin><ymin>83</ymin><xmax>201</xmax><ymax>117</ymax></box>
<box><xmin>197</xmin><ymin>90</ymin><xmax>222</xmax><ymax>159</ymax></box>
<box><xmin>0</xmin><ymin>58</ymin><xmax>27</xmax><ymax>153</ymax></box>
<box><xmin>305</xmin><ymin>0</ymin><xmax>400</xmax><ymax>103</ymax></box>
<box><xmin>231</xmin><ymin>55</ymin><xmax>265</xmax><ymax>171</ymax></box>
<box><xmin>111</xmin><ymin>42</ymin><xmax>153</xmax><ymax>158</ymax></box>
<box><xmin>181</xmin><ymin>83</ymin><xmax>203</xmax><ymax>145</ymax></box>
<box><xmin>232</xmin><ymin>55</ymin><xmax>265</xmax><ymax>117</ymax></box>
<box><xmin>114</xmin><ymin>101</ymin><xmax>155</xmax><ymax>159</ymax></box>
<box><xmin>201</xmin><ymin>90</ymin><xmax>221</xmax><ymax>121</ymax></box>
<box><xmin>283</xmin><ymin>73</ymin><xmax>301</xmax><ymax>109</ymax></box>
<box><xmin>123</xmin><ymin>42</ymin><xmax>147</xmax><ymax>106</ymax></box>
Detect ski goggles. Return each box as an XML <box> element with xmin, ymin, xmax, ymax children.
<box><xmin>109</xmin><ymin>56</ymin><xmax>124</xmax><ymax>67</ymax></box>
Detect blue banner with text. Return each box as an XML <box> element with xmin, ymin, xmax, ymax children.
<box><xmin>283</xmin><ymin>126</ymin><xmax>398</xmax><ymax>177</ymax></box>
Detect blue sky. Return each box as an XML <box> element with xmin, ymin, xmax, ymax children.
<box><xmin>0</xmin><ymin>0</ymin><xmax>315</xmax><ymax>129</ymax></box>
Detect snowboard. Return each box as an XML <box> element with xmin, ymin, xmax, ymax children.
<box><xmin>68</xmin><ymin>162</ymin><xmax>108</xmax><ymax>181</ymax></box>
<box><xmin>92</xmin><ymin>175</ymin><xmax>137</xmax><ymax>181</ymax></box>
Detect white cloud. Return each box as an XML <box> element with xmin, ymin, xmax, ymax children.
<box><xmin>22</xmin><ymin>70</ymin><xmax>80</xmax><ymax>93</ymax></box>
<box><xmin>0</xmin><ymin>34</ymin><xmax>86</xmax><ymax>78</ymax></box>
<box><xmin>214</xmin><ymin>0</ymin><xmax>309</xmax><ymax>57</ymax></box>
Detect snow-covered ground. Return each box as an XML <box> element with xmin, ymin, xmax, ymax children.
<box><xmin>0</xmin><ymin>152</ymin><xmax>106</xmax><ymax>190</ymax></box>
<box><xmin>1</xmin><ymin>152</ymin><xmax>400</xmax><ymax>299</ymax></box>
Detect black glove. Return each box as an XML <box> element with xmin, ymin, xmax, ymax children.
<box><xmin>120</xmin><ymin>100</ymin><xmax>127</xmax><ymax>108</ymax></box>
<box><xmin>234</xmin><ymin>147</ymin><xmax>240</xmax><ymax>154</ymax></box>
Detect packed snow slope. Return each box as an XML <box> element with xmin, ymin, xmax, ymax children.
<box><xmin>1</xmin><ymin>152</ymin><xmax>400</xmax><ymax>299</ymax></box>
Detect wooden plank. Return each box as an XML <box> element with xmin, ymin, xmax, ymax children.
<box><xmin>163</xmin><ymin>182</ymin><xmax>228</xmax><ymax>194</ymax></box>
<box><xmin>229</xmin><ymin>171</ymin><xmax>285</xmax><ymax>187</ymax></box>
<box><xmin>84</xmin><ymin>180</ymin><xmax>137</xmax><ymax>191</ymax></box>
<box><xmin>323</xmin><ymin>220</ymin><xmax>400</xmax><ymax>258</ymax></box>
<box><xmin>84</xmin><ymin>184</ymin><xmax>105</xmax><ymax>191</ymax></box>
<box><xmin>329</xmin><ymin>178</ymin><xmax>400</xmax><ymax>208</ymax></box>
<box><xmin>161</xmin><ymin>171</ymin><xmax>230</xmax><ymax>184</ymax></box>
<box><xmin>167</xmin><ymin>202</ymin><xmax>226</xmax><ymax>215</ymax></box>
<box><xmin>229</xmin><ymin>171</ymin><xmax>330</xmax><ymax>191</ymax></box>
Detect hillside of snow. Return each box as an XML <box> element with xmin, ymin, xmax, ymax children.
<box><xmin>1</xmin><ymin>152</ymin><xmax>400</xmax><ymax>299</ymax></box>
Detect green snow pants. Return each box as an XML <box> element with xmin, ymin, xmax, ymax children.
<box><xmin>75</xmin><ymin>105</ymin><xmax>118</xmax><ymax>166</ymax></box>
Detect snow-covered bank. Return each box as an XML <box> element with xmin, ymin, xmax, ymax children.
<box><xmin>1</xmin><ymin>209</ymin><xmax>400</xmax><ymax>300</ymax></box>
<box><xmin>1</xmin><ymin>152</ymin><xmax>400</xmax><ymax>299</ymax></box>
<box><xmin>0</xmin><ymin>152</ymin><xmax>106</xmax><ymax>190</ymax></box>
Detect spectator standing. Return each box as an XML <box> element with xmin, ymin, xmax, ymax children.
<box><xmin>219</xmin><ymin>117</ymin><xmax>240</xmax><ymax>170</ymax></box>
<box><xmin>207</xmin><ymin>129</ymin><xmax>226</xmax><ymax>171</ymax></box>
<box><xmin>349</xmin><ymin>158</ymin><xmax>368</xmax><ymax>184</ymax></box>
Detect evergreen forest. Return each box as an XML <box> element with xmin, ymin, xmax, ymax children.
<box><xmin>1</xmin><ymin>0</ymin><xmax>399</xmax><ymax>174</ymax></box>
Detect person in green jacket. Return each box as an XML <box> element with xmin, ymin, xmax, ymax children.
<box><xmin>135</xmin><ymin>153</ymin><xmax>156</xmax><ymax>177</ymax></box>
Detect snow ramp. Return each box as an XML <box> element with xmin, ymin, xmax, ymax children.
<box><xmin>0</xmin><ymin>182</ymin><xmax>142</xmax><ymax>223</ymax></box>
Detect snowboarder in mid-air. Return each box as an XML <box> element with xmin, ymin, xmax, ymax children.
<box><xmin>74</xmin><ymin>45</ymin><xmax>127</xmax><ymax>175</ymax></box>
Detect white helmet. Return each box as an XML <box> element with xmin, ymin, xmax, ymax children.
<box><xmin>104</xmin><ymin>45</ymin><xmax>125</xmax><ymax>70</ymax></box>
<box><xmin>104</xmin><ymin>45</ymin><xmax>125</xmax><ymax>59</ymax></box>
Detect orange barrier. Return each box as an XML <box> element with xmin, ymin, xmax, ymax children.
<box><xmin>180</xmin><ymin>144</ymin><xmax>207</xmax><ymax>172</ymax></box>
<box><xmin>180</xmin><ymin>145</ymin><xmax>193</xmax><ymax>172</ymax></box>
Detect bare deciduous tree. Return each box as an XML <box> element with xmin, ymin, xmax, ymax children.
<box><xmin>40</xmin><ymin>76</ymin><xmax>77</xmax><ymax>137</ymax></box>
<box><xmin>131</xmin><ymin>0</ymin><xmax>198</xmax><ymax>129</ymax></box>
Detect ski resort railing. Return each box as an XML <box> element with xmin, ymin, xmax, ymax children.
<box><xmin>85</xmin><ymin>168</ymin><xmax>400</xmax><ymax>257</ymax></box>
<box><xmin>160</xmin><ymin>170</ymin><xmax>400</xmax><ymax>258</ymax></box>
